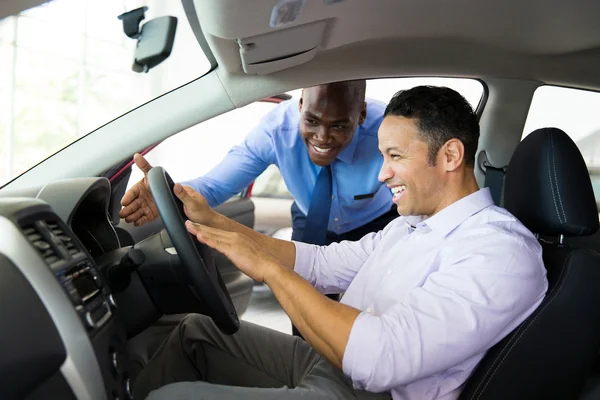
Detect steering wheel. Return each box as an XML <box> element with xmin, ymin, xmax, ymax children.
<box><xmin>147</xmin><ymin>166</ymin><xmax>239</xmax><ymax>335</ymax></box>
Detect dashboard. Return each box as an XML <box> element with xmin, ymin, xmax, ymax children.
<box><xmin>0</xmin><ymin>176</ymin><xmax>253</xmax><ymax>399</ymax></box>
<box><xmin>0</xmin><ymin>178</ymin><xmax>132</xmax><ymax>400</ymax></box>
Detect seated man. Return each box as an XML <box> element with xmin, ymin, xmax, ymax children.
<box><xmin>133</xmin><ymin>86</ymin><xmax>548</xmax><ymax>400</ymax></box>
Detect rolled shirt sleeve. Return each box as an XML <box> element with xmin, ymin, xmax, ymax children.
<box><xmin>342</xmin><ymin>238</ymin><xmax>548</xmax><ymax>393</ymax></box>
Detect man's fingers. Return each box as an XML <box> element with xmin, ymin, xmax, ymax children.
<box><xmin>182</xmin><ymin>186</ymin><xmax>197</xmax><ymax>196</ymax></box>
<box><xmin>186</xmin><ymin>221</ymin><xmax>225</xmax><ymax>239</ymax></box>
<box><xmin>195</xmin><ymin>223</ymin><xmax>233</xmax><ymax>242</ymax></box>
<box><xmin>185</xmin><ymin>220</ymin><xmax>200</xmax><ymax>235</ymax></box>
<box><xmin>195</xmin><ymin>232</ymin><xmax>219</xmax><ymax>249</ymax></box>
<box><xmin>124</xmin><ymin>207</ymin><xmax>146</xmax><ymax>224</ymax></box>
<box><xmin>193</xmin><ymin>229</ymin><xmax>231</xmax><ymax>255</ymax></box>
<box><xmin>120</xmin><ymin>196</ymin><xmax>144</xmax><ymax>218</ymax></box>
<box><xmin>134</xmin><ymin>153</ymin><xmax>153</xmax><ymax>175</ymax></box>
<box><xmin>186</xmin><ymin>221</ymin><xmax>236</xmax><ymax>248</ymax></box>
<box><xmin>121</xmin><ymin>184</ymin><xmax>141</xmax><ymax>207</ymax></box>
<box><xmin>134</xmin><ymin>215</ymin><xmax>149</xmax><ymax>227</ymax></box>
<box><xmin>119</xmin><ymin>202</ymin><xmax>139</xmax><ymax>219</ymax></box>
<box><xmin>173</xmin><ymin>183</ymin><xmax>190</xmax><ymax>203</ymax></box>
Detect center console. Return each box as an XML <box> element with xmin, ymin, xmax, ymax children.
<box><xmin>56</xmin><ymin>257</ymin><xmax>115</xmax><ymax>332</ymax></box>
<box><xmin>19</xmin><ymin>213</ymin><xmax>133</xmax><ymax>400</ymax></box>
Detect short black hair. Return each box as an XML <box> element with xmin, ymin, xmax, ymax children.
<box><xmin>322</xmin><ymin>79</ymin><xmax>367</xmax><ymax>104</ymax></box>
<box><xmin>384</xmin><ymin>86</ymin><xmax>479</xmax><ymax>167</ymax></box>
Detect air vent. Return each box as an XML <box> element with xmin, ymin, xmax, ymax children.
<box><xmin>45</xmin><ymin>221</ymin><xmax>80</xmax><ymax>257</ymax></box>
<box><xmin>22</xmin><ymin>224</ymin><xmax>62</xmax><ymax>265</ymax></box>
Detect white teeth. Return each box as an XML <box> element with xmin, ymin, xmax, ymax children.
<box><xmin>391</xmin><ymin>185</ymin><xmax>406</xmax><ymax>195</ymax></box>
<box><xmin>313</xmin><ymin>145</ymin><xmax>332</xmax><ymax>154</ymax></box>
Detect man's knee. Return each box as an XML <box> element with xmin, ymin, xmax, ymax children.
<box><xmin>175</xmin><ymin>313</ymin><xmax>225</xmax><ymax>353</ymax></box>
<box><xmin>179</xmin><ymin>313</ymin><xmax>213</xmax><ymax>328</ymax></box>
<box><xmin>178</xmin><ymin>313</ymin><xmax>215</xmax><ymax>339</ymax></box>
<box><xmin>133</xmin><ymin>315</ymin><xmax>214</xmax><ymax>400</ymax></box>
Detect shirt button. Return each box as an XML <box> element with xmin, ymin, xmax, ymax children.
<box><xmin>334</xmin><ymin>218</ymin><xmax>339</xmax><ymax>222</ymax></box>
<box><xmin>332</xmin><ymin>195</ymin><xmax>335</xmax><ymax>199</ymax></box>
<box><xmin>366</xmin><ymin>307</ymin><xmax>374</xmax><ymax>313</ymax></box>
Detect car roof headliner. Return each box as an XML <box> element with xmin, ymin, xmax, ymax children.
<box><xmin>2</xmin><ymin>0</ymin><xmax>599</xmax><ymax>100</ymax></box>
<box><xmin>190</xmin><ymin>0</ymin><xmax>600</xmax><ymax>95</ymax></box>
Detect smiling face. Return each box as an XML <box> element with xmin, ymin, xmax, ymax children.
<box><xmin>378</xmin><ymin>86</ymin><xmax>482</xmax><ymax>217</ymax></box>
<box><xmin>378</xmin><ymin>115</ymin><xmax>448</xmax><ymax>217</ymax></box>
<box><xmin>298</xmin><ymin>83</ymin><xmax>367</xmax><ymax>166</ymax></box>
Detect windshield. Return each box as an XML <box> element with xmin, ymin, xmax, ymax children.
<box><xmin>0</xmin><ymin>0</ymin><xmax>211</xmax><ymax>186</ymax></box>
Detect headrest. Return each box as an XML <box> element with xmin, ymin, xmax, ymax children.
<box><xmin>504</xmin><ymin>127</ymin><xmax>599</xmax><ymax>237</ymax></box>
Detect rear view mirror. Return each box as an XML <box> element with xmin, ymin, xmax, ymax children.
<box><xmin>132</xmin><ymin>16</ymin><xmax>177</xmax><ymax>73</ymax></box>
<box><xmin>118</xmin><ymin>7</ymin><xmax>177</xmax><ymax>73</ymax></box>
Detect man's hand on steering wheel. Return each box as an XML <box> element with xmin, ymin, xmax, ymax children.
<box><xmin>185</xmin><ymin>221</ymin><xmax>282</xmax><ymax>284</ymax></box>
<box><xmin>173</xmin><ymin>183</ymin><xmax>218</xmax><ymax>226</ymax></box>
<box><xmin>175</xmin><ymin>184</ymin><xmax>283</xmax><ymax>283</ymax></box>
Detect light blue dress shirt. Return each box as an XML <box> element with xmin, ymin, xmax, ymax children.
<box><xmin>183</xmin><ymin>99</ymin><xmax>392</xmax><ymax>235</ymax></box>
<box><xmin>293</xmin><ymin>188</ymin><xmax>548</xmax><ymax>399</ymax></box>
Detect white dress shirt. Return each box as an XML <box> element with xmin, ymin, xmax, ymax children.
<box><xmin>293</xmin><ymin>188</ymin><xmax>548</xmax><ymax>399</ymax></box>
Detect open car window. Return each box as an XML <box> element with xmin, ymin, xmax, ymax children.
<box><xmin>0</xmin><ymin>0</ymin><xmax>211</xmax><ymax>187</ymax></box>
<box><xmin>129</xmin><ymin>77</ymin><xmax>484</xmax><ymax>200</ymax></box>
<box><xmin>126</xmin><ymin>100</ymin><xmax>280</xmax><ymax>196</ymax></box>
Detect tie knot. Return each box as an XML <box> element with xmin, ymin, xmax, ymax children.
<box><xmin>319</xmin><ymin>164</ymin><xmax>332</xmax><ymax>176</ymax></box>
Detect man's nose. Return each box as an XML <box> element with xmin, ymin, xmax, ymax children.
<box><xmin>313</xmin><ymin>126</ymin><xmax>330</xmax><ymax>142</ymax></box>
<box><xmin>378</xmin><ymin>163</ymin><xmax>393</xmax><ymax>182</ymax></box>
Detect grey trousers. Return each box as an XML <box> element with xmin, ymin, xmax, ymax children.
<box><xmin>133</xmin><ymin>314</ymin><xmax>391</xmax><ymax>400</ymax></box>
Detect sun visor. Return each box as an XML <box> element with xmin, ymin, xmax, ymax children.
<box><xmin>237</xmin><ymin>20</ymin><xmax>327</xmax><ymax>75</ymax></box>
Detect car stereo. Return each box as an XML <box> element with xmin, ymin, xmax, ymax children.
<box><xmin>57</xmin><ymin>259</ymin><xmax>114</xmax><ymax>331</ymax></box>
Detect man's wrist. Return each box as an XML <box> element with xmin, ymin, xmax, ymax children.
<box><xmin>205</xmin><ymin>209</ymin><xmax>222</xmax><ymax>228</ymax></box>
<box><xmin>263</xmin><ymin>260</ymin><xmax>286</xmax><ymax>287</ymax></box>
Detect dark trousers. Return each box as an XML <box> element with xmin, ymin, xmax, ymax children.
<box><xmin>289</xmin><ymin>202</ymin><xmax>399</xmax><ymax>337</ymax></box>
<box><xmin>133</xmin><ymin>314</ymin><xmax>390</xmax><ymax>400</ymax></box>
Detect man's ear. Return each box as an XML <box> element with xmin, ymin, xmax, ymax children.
<box><xmin>358</xmin><ymin>102</ymin><xmax>367</xmax><ymax>125</ymax></box>
<box><xmin>443</xmin><ymin>139</ymin><xmax>465</xmax><ymax>171</ymax></box>
<box><xmin>298</xmin><ymin>91</ymin><xmax>304</xmax><ymax>113</ymax></box>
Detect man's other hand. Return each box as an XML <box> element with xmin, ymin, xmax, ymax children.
<box><xmin>119</xmin><ymin>153</ymin><xmax>159</xmax><ymax>226</ymax></box>
<box><xmin>185</xmin><ymin>221</ymin><xmax>282</xmax><ymax>283</ymax></box>
<box><xmin>173</xmin><ymin>183</ymin><xmax>216</xmax><ymax>226</ymax></box>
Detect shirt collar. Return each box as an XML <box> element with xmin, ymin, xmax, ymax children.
<box><xmin>417</xmin><ymin>188</ymin><xmax>495</xmax><ymax>237</ymax></box>
<box><xmin>404</xmin><ymin>215</ymin><xmax>426</xmax><ymax>230</ymax></box>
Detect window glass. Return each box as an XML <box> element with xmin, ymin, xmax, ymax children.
<box><xmin>251</xmin><ymin>165</ymin><xmax>294</xmax><ymax>199</ymax></box>
<box><xmin>127</xmin><ymin>102</ymin><xmax>279</xmax><ymax>189</ymax></box>
<box><xmin>0</xmin><ymin>0</ymin><xmax>211</xmax><ymax>186</ymax></box>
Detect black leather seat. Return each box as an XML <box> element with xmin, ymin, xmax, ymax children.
<box><xmin>459</xmin><ymin>128</ymin><xmax>600</xmax><ymax>399</ymax></box>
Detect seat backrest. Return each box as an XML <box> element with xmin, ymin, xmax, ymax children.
<box><xmin>459</xmin><ymin>128</ymin><xmax>600</xmax><ymax>400</ymax></box>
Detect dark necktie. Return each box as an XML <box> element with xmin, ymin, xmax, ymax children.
<box><xmin>301</xmin><ymin>165</ymin><xmax>332</xmax><ymax>245</ymax></box>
